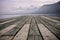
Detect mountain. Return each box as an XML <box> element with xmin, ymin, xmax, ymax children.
<box><xmin>37</xmin><ymin>1</ymin><xmax>60</xmax><ymax>16</ymax></box>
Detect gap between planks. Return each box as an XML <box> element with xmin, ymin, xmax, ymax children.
<box><xmin>13</xmin><ymin>24</ymin><xmax>30</xmax><ymax>40</ymax></box>
<box><xmin>0</xmin><ymin>24</ymin><xmax>17</xmax><ymax>36</ymax></box>
<box><xmin>41</xmin><ymin>16</ymin><xmax>59</xmax><ymax>23</ymax></box>
<box><xmin>0</xmin><ymin>18</ymin><xmax>30</xmax><ymax>40</ymax></box>
<box><xmin>38</xmin><ymin>24</ymin><xmax>58</xmax><ymax>40</ymax></box>
<box><xmin>0</xmin><ymin>19</ymin><xmax>16</xmax><ymax>25</ymax></box>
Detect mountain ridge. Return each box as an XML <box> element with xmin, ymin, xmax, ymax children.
<box><xmin>37</xmin><ymin>1</ymin><xmax>60</xmax><ymax>16</ymax></box>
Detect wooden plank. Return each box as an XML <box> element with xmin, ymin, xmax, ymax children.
<box><xmin>28</xmin><ymin>36</ymin><xmax>34</xmax><ymax>40</ymax></box>
<box><xmin>26</xmin><ymin>17</ymin><xmax>32</xmax><ymax>24</ymax></box>
<box><xmin>28</xmin><ymin>18</ymin><xmax>42</xmax><ymax>40</ymax></box>
<box><xmin>38</xmin><ymin>24</ymin><xmax>58</xmax><ymax>40</ymax></box>
<box><xmin>0</xmin><ymin>17</ymin><xmax>29</xmax><ymax>40</ymax></box>
<box><xmin>38</xmin><ymin>18</ymin><xmax>60</xmax><ymax>39</ymax></box>
<box><xmin>0</xmin><ymin>36</ymin><xmax>13</xmax><ymax>40</ymax></box>
<box><xmin>3</xmin><ymin>17</ymin><xmax>28</xmax><ymax>36</ymax></box>
<box><xmin>0</xmin><ymin>24</ymin><xmax>17</xmax><ymax>36</ymax></box>
<box><xmin>0</xmin><ymin>19</ymin><xmax>16</xmax><ymax>25</ymax></box>
<box><xmin>29</xmin><ymin>18</ymin><xmax>40</xmax><ymax>35</ymax></box>
<box><xmin>13</xmin><ymin>24</ymin><xmax>30</xmax><ymax>40</ymax></box>
<box><xmin>41</xmin><ymin>16</ymin><xmax>59</xmax><ymax>22</ymax></box>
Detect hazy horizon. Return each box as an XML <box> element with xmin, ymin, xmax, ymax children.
<box><xmin>0</xmin><ymin>0</ymin><xmax>60</xmax><ymax>18</ymax></box>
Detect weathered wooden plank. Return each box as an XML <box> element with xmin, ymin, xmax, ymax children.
<box><xmin>13</xmin><ymin>24</ymin><xmax>30</xmax><ymax>40</ymax></box>
<box><xmin>29</xmin><ymin>18</ymin><xmax>40</xmax><ymax>35</ymax></box>
<box><xmin>0</xmin><ymin>19</ymin><xmax>16</xmax><ymax>25</ymax></box>
<box><xmin>39</xmin><ymin>17</ymin><xmax>60</xmax><ymax>39</ymax></box>
<box><xmin>0</xmin><ymin>17</ymin><xmax>27</xmax><ymax>31</ymax></box>
<box><xmin>3</xmin><ymin>17</ymin><xmax>28</xmax><ymax>36</ymax></box>
<box><xmin>42</xmin><ymin>17</ymin><xmax>60</xmax><ymax>30</ymax></box>
<box><xmin>41</xmin><ymin>16</ymin><xmax>59</xmax><ymax>22</ymax></box>
<box><xmin>28</xmin><ymin>35</ymin><xmax>34</xmax><ymax>40</ymax></box>
<box><xmin>26</xmin><ymin>17</ymin><xmax>32</xmax><ymax>24</ymax></box>
<box><xmin>28</xmin><ymin>18</ymin><xmax>42</xmax><ymax>40</ymax></box>
<box><xmin>0</xmin><ymin>36</ymin><xmax>13</xmax><ymax>40</ymax></box>
<box><xmin>0</xmin><ymin>24</ymin><xmax>17</xmax><ymax>36</ymax></box>
<box><xmin>0</xmin><ymin>17</ymin><xmax>29</xmax><ymax>40</ymax></box>
<box><xmin>38</xmin><ymin>24</ymin><xmax>58</xmax><ymax>40</ymax></box>
<box><xmin>0</xmin><ymin>16</ymin><xmax>59</xmax><ymax>40</ymax></box>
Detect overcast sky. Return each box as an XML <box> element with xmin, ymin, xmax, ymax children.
<box><xmin>0</xmin><ymin>0</ymin><xmax>60</xmax><ymax>14</ymax></box>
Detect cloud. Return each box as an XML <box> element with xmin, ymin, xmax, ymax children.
<box><xmin>0</xmin><ymin>0</ymin><xmax>60</xmax><ymax>14</ymax></box>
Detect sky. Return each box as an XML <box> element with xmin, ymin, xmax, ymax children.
<box><xmin>0</xmin><ymin>0</ymin><xmax>60</xmax><ymax>14</ymax></box>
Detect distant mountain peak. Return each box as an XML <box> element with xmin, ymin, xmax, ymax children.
<box><xmin>56</xmin><ymin>1</ymin><xmax>60</xmax><ymax>4</ymax></box>
<box><xmin>37</xmin><ymin>1</ymin><xmax>60</xmax><ymax>16</ymax></box>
